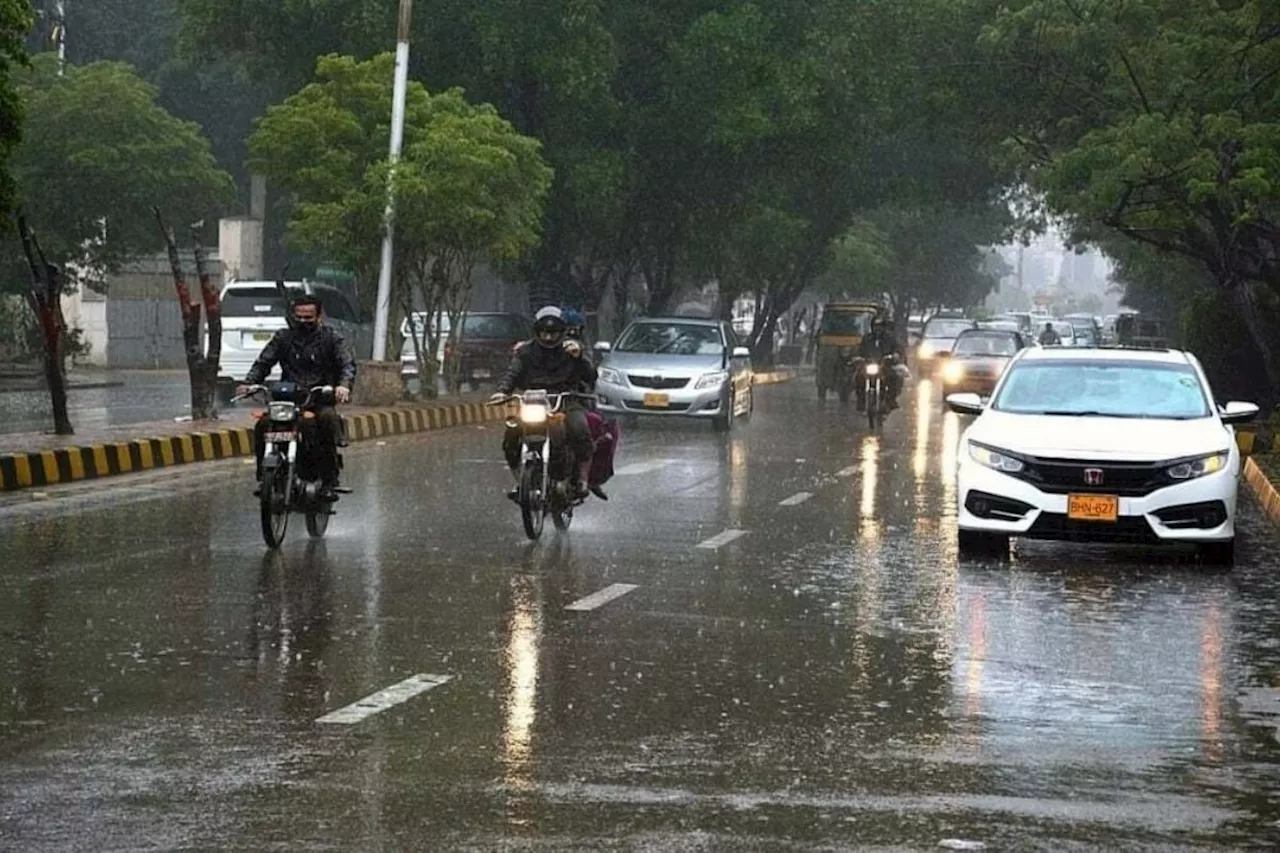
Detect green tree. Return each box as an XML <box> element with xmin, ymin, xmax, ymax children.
<box><xmin>0</xmin><ymin>0</ymin><xmax>32</xmax><ymax>219</ymax></box>
<box><xmin>249</xmin><ymin>53</ymin><xmax>552</xmax><ymax>383</ymax></box>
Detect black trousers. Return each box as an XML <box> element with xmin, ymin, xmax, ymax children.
<box><xmin>255</xmin><ymin>405</ymin><xmax>341</xmax><ymax>484</ymax></box>
<box><xmin>503</xmin><ymin>407</ymin><xmax>591</xmax><ymax>473</ymax></box>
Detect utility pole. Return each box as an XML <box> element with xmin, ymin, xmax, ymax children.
<box><xmin>371</xmin><ymin>0</ymin><xmax>413</xmax><ymax>361</ymax></box>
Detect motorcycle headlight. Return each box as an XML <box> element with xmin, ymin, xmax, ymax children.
<box><xmin>268</xmin><ymin>401</ymin><xmax>296</xmax><ymax>422</ymax></box>
<box><xmin>968</xmin><ymin>442</ymin><xmax>1025</xmax><ymax>474</ymax></box>
<box><xmin>520</xmin><ymin>403</ymin><xmax>548</xmax><ymax>425</ymax></box>
<box><xmin>696</xmin><ymin>370</ymin><xmax>729</xmax><ymax>390</ymax></box>
<box><xmin>942</xmin><ymin>361</ymin><xmax>965</xmax><ymax>383</ymax></box>
<box><xmin>598</xmin><ymin>367</ymin><xmax>624</xmax><ymax>385</ymax></box>
<box><xmin>865</xmin><ymin>362</ymin><xmax>880</xmax><ymax>376</ymax></box>
<box><xmin>1166</xmin><ymin>452</ymin><xmax>1228</xmax><ymax>481</ymax></box>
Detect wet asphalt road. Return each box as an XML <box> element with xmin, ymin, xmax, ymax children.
<box><xmin>0</xmin><ymin>372</ymin><xmax>192</xmax><ymax>435</ymax></box>
<box><xmin>4</xmin><ymin>379</ymin><xmax>1280</xmax><ymax>851</ymax></box>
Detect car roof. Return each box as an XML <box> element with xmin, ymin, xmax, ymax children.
<box><xmin>633</xmin><ymin>316</ymin><xmax>722</xmax><ymax>327</ymax></box>
<box><xmin>1016</xmin><ymin>345</ymin><xmax>1189</xmax><ymax>365</ymax></box>
<box><xmin>959</xmin><ymin>327</ymin><xmax>1018</xmax><ymax>336</ymax></box>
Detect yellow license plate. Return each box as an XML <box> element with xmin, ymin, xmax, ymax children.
<box><xmin>253</xmin><ymin>331</ymin><xmax>274</xmax><ymax>342</ymax></box>
<box><xmin>643</xmin><ymin>392</ymin><xmax>670</xmax><ymax>408</ymax></box>
<box><xmin>1067</xmin><ymin>494</ymin><xmax>1118</xmax><ymax>522</ymax></box>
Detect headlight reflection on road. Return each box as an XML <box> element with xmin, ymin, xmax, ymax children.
<box><xmin>913</xmin><ymin>379</ymin><xmax>934</xmax><ymax>517</ymax></box>
<box><xmin>1200</xmin><ymin>599</ymin><xmax>1224</xmax><ymax>764</ymax></box>
<box><xmin>858</xmin><ymin>434</ymin><xmax>883</xmax><ymax>549</ymax></box>
<box><xmin>729</xmin><ymin>437</ymin><xmax>748</xmax><ymax>520</ymax></box>
<box><xmin>940</xmin><ymin>411</ymin><xmax>960</xmax><ymax>518</ymax></box>
<box><xmin>961</xmin><ymin>592</ymin><xmax>987</xmax><ymax>750</ymax></box>
<box><xmin>502</xmin><ymin>574</ymin><xmax>542</xmax><ymax>797</ymax></box>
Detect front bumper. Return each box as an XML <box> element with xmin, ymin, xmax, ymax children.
<box><xmin>956</xmin><ymin>455</ymin><xmax>1238</xmax><ymax>544</ymax></box>
<box><xmin>596</xmin><ymin>377</ymin><xmax>729</xmax><ymax>418</ymax></box>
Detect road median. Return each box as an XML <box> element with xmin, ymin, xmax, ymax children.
<box><xmin>0</xmin><ymin>367</ymin><xmax>804</xmax><ymax>492</ymax></box>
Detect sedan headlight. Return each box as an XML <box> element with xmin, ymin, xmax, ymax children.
<box><xmin>268</xmin><ymin>401</ymin><xmax>297</xmax><ymax>422</ymax></box>
<box><xmin>1167</xmin><ymin>452</ymin><xmax>1228</xmax><ymax>481</ymax></box>
<box><xmin>968</xmin><ymin>442</ymin><xmax>1025</xmax><ymax>474</ymax></box>
<box><xmin>942</xmin><ymin>361</ymin><xmax>965</xmax><ymax>383</ymax></box>
<box><xmin>695</xmin><ymin>370</ymin><xmax>729</xmax><ymax>390</ymax></box>
<box><xmin>918</xmin><ymin>341</ymin><xmax>936</xmax><ymax>359</ymax></box>
<box><xmin>598</xmin><ymin>367</ymin><xmax>624</xmax><ymax>385</ymax></box>
<box><xmin>520</xmin><ymin>403</ymin><xmax>548</xmax><ymax>425</ymax></box>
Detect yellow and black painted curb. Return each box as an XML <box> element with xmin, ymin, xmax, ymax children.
<box><xmin>0</xmin><ymin>399</ymin><xmax>507</xmax><ymax>493</ymax></box>
<box><xmin>1244</xmin><ymin>455</ymin><xmax>1280</xmax><ymax>527</ymax></box>
<box><xmin>0</xmin><ymin>370</ymin><xmax>803</xmax><ymax>493</ymax></box>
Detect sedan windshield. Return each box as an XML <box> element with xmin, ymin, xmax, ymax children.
<box><xmin>924</xmin><ymin>318</ymin><xmax>974</xmax><ymax>339</ymax></box>
<box><xmin>954</xmin><ymin>333</ymin><xmax>1018</xmax><ymax>356</ymax></box>
<box><xmin>616</xmin><ymin>323</ymin><xmax>724</xmax><ymax>355</ymax></box>
<box><xmin>992</xmin><ymin>360</ymin><xmax>1211</xmax><ymax>419</ymax></box>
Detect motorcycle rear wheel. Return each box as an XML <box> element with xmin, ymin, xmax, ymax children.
<box><xmin>520</xmin><ymin>461</ymin><xmax>546</xmax><ymax>540</ymax></box>
<box><xmin>259</xmin><ymin>467</ymin><xmax>291</xmax><ymax>549</ymax></box>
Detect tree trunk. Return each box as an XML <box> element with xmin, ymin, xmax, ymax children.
<box><xmin>17</xmin><ymin>216</ymin><xmax>73</xmax><ymax>435</ymax></box>
<box><xmin>1228</xmin><ymin>279</ymin><xmax>1280</xmax><ymax>408</ymax></box>
<box><xmin>191</xmin><ymin>223</ymin><xmax>220</xmax><ymax>420</ymax></box>
<box><xmin>154</xmin><ymin>209</ymin><xmax>208</xmax><ymax>419</ymax></box>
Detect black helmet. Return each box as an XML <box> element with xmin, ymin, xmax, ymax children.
<box><xmin>533</xmin><ymin>305</ymin><xmax>566</xmax><ymax>349</ymax></box>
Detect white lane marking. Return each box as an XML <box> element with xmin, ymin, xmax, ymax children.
<box><xmin>614</xmin><ymin>459</ymin><xmax>673</xmax><ymax>476</ymax></box>
<box><xmin>565</xmin><ymin>583</ymin><xmax>639</xmax><ymax>612</ymax></box>
<box><xmin>779</xmin><ymin>492</ymin><xmax>813</xmax><ymax>506</ymax></box>
<box><xmin>836</xmin><ymin>465</ymin><xmax>859</xmax><ymax>478</ymax></box>
<box><xmin>696</xmin><ymin>529</ymin><xmax>747</xmax><ymax>549</ymax></box>
<box><xmin>316</xmin><ymin>674</ymin><xmax>453</xmax><ymax>725</ymax></box>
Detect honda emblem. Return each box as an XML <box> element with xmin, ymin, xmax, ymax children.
<box><xmin>1083</xmin><ymin>468</ymin><xmax>1104</xmax><ymax>486</ymax></box>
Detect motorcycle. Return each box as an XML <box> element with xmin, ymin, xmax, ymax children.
<box><xmin>489</xmin><ymin>390</ymin><xmax>597</xmax><ymax>540</ymax></box>
<box><xmin>233</xmin><ymin>382</ymin><xmax>349</xmax><ymax>548</ymax></box>
<box><xmin>863</xmin><ymin>356</ymin><xmax>900</xmax><ymax>431</ymax></box>
<box><xmin>834</xmin><ymin>346</ymin><xmax>858</xmax><ymax>404</ymax></box>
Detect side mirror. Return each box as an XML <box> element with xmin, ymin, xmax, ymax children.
<box><xmin>1220</xmin><ymin>401</ymin><xmax>1260</xmax><ymax>425</ymax></box>
<box><xmin>732</xmin><ymin>346</ymin><xmax>750</xmax><ymax>359</ymax></box>
<box><xmin>594</xmin><ymin>341</ymin><xmax>611</xmax><ymax>353</ymax></box>
<box><xmin>946</xmin><ymin>392</ymin><xmax>985</xmax><ymax>416</ymax></box>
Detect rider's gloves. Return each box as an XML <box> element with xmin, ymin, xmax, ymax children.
<box><xmin>563</xmin><ymin>339</ymin><xmax>583</xmax><ymax>358</ymax></box>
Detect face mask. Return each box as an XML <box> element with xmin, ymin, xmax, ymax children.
<box><xmin>295</xmin><ymin>318</ymin><xmax>319</xmax><ymax>332</ymax></box>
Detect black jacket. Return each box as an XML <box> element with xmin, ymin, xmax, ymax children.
<box><xmin>859</xmin><ymin>330</ymin><xmax>902</xmax><ymax>360</ymax></box>
<box><xmin>498</xmin><ymin>340</ymin><xmax>597</xmax><ymax>395</ymax></box>
<box><xmin>245</xmin><ymin>325</ymin><xmax>357</xmax><ymax>388</ymax></box>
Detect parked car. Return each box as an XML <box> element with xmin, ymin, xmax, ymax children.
<box><xmin>595</xmin><ymin>317</ymin><xmax>754</xmax><ymax>432</ymax></box>
<box><xmin>940</xmin><ymin>329</ymin><xmax>1028</xmax><ymax>399</ymax></box>
<box><xmin>947</xmin><ymin>346</ymin><xmax>1258</xmax><ymax>564</ymax></box>
<box><xmin>216</xmin><ymin>280</ymin><xmax>372</xmax><ymax>402</ymax></box>
<box><xmin>444</xmin><ymin>312</ymin><xmax>533</xmax><ymax>387</ymax></box>
<box><xmin>400</xmin><ymin>312</ymin><xmax>449</xmax><ymax>377</ymax></box>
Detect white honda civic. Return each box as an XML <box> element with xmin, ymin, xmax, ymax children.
<box><xmin>947</xmin><ymin>346</ymin><xmax>1259</xmax><ymax>564</ymax></box>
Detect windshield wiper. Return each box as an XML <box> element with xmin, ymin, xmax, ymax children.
<box><xmin>1037</xmin><ymin>410</ymin><xmax>1142</xmax><ymax>418</ymax></box>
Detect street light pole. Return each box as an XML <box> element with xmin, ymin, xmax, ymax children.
<box><xmin>371</xmin><ymin>0</ymin><xmax>413</xmax><ymax>361</ymax></box>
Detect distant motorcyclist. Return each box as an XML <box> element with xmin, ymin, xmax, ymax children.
<box><xmin>491</xmin><ymin>306</ymin><xmax>598</xmax><ymax>501</ymax></box>
<box><xmin>562</xmin><ymin>307</ymin><xmax>586</xmax><ymax>343</ymax></box>
<box><xmin>859</xmin><ymin>317</ymin><xmax>904</xmax><ymax>410</ymax></box>
<box><xmin>1039</xmin><ymin>321</ymin><xmax>1062</xmax><ymax>346</ymax></box>
<box><xmin>239</xmin><ymin>294</ymin><xmax>356</xmax><ymax>499</ymax></box>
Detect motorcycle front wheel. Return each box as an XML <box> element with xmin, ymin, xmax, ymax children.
<box><xmin>520</xmin><ymin>460</ymin><xmax>546</xmax><ymax>540</ymax></box>
<box><xmin>260</xmin><ymin>465</ymin><xmax>291</xmax><ymax>549</ymax></box>
<box><xmin>305</xmin><ymin>484</ymin><xmax>331</xmax><ymax>539</ymax></box>
<box><xmin>866</xmin><ymin>385</ymin><xmax>881</xmax><ymax>431</ymax></box>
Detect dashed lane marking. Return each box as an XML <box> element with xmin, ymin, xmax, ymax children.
<box><xmin>696</xmin><ymin>529</ymin><xmax>747</xmax><ymax>550</ymax></box>
<box><xmin>564</xmin><ymin>583</ymin><xmax>640</xmax><ymax>612</ymax></box>
<box><xmin>779</xmin><ymin>492</ymin><xmax>813</xmax><ymax>506</ymax></box>
<box><xmin>836</xmin><ymin>465</ymin><xmax>859</xmax><ymax>477</ymax></box>
<box><xmin>316</xmin><ymin>674</ymin><xmax>454</xmax><ymax>725</ymax></box>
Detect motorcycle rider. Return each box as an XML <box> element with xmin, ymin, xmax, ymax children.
<box><xmin>1039</xmin><ymin>321</ymin><xmax>1062</xmax><ymax>346</ymax></box>
<box><xmin>491</xmin><ymin>306</ymin><xmax>598</xmax><ymax>501</ymax></box>
<box><xmin>238</xmin><ymin>294</ymin><xmax>356</xmax><ymax>499</ymax></box>
<box><xmin>562</xmin><ymin>306</ymin><xmax>587</xmax><ymax>343</ymax></box>
<box><xmin>859</xmin><ymin>316</ymin><xmax>904</xmax><ymax>410</ymax></box>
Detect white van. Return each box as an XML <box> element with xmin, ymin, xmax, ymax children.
<box><xmin>400</xmin><ymin>311</ymin><xmax>450</xmax><ymax>377</ymax></box>
<box><xmin>215</xmin><ymin>280</ymin><xmax>373</xmax><ymax>401</ymax></box>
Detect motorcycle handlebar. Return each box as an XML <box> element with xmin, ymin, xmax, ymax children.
<box><xmin>486</xmin><ymin>391</ymin><xmax>598</xmax><ymax>411</ymax></box>
<box><xmin>231</xmin><ymin>383</ymin><xmax>335</xmax><ymax>405</ymax></box>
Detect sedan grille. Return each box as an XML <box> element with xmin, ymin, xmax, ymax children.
<box><xmin>1014</xmin><ymin>456</ymin><xmax>1168</xmax><ymax>497</ymax></box>
<box><xmin>627</xmin><ymin>375</ymin><xmax>690</xmax><ymax>390</ymax></box>
<box><xmin>1025</xmin><ymin>513</ymin><xmax>1158</xmax><ymax>543</ymax></box>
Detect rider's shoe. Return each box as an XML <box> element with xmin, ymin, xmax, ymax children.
<box><xmin>507</xmin><ymin>487</ymin><xmax>520</xmax><ymax>504</ymax></box>
<box><xmin>590</xmin><ymin>485</ymin><xmax>609</xmax><ymax>501</ymax></box>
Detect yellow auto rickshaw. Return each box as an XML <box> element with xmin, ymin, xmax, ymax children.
<box><xmin>815</xmin><ymin>300</ymin><xmax>882</xmax><ymax>400</ymax></box>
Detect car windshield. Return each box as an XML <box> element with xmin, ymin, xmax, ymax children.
<box><xmin>462</xmin><ymin>315</ymin><xmax>527</xmax><ymax>339</ymax></box>
<box><xmin>992</xmin><ymin>360</ymin><xmax>1211</xmax><ymax>419</ymax></box>
<box><xmin>954</xmin><ymin>333</ymin><xmax>1018</xmax><ymax>356</ymax></box>
<box><xmin>221</xmin><ymin>287</ymin><xmax>298</xmax><ymax>318</ymax></box>
<box><xmin>821</xmin><ymin>311</ymin><xmax>874</xmax><ymax>335</ymax></box>
<box><xmin>616</xmin><ymin>322</ymin><xmax>724</xmax><ymax>355</ymax></box>
<box><xmin>924</xmin><ymin>318</ymin><xmax>973</xmax><ymax>339</ymax></box>
<box><xmin>1052</xmin><ymin>322</ymin><xmax>1075</xmax><ymax>338</ymax></box>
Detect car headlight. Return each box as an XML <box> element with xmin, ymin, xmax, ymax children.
<box><xmin>268</xmin><ymin>402</ymin><xmax>296</xmax><ymax>422</ymax></box>
<box><xmin>942</xmin><ymin>361</ymin><xmax>965</xmax><ymax>383</ymax></box>
<box><xmin>865</xmin><ymin>362</ymin><xmax>880</xmax><ymax>376</ymax></box>
<box><xmin>598</xmin><ymin>367</ymin><xmax>624</xmax><ymax>385</ymax></box>
<box><xmin>968</xmin><ymin>442</ymin><xmax>1025</xmax><ymax>473</ymax></box>
<box><xmin>696</xmin><ymin>370</ymin><xmax>729</xmax><ymax>390</ymax></box>
<box><xmin>918</xmin><ymin>342</ymin><xmax>935</xmax><ymax>359</ymax></box>
<box><xmin>520</xmin><ymin>403</ymin><xmax>548</xmax><ymax>425</ymax></box>
<box><xmin>1167</xmin><ymin>452</ymin><xmax>1228</xmax><ymax>481</ymax></box>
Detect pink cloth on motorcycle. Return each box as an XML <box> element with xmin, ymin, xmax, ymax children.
<box><xmin>586</xmin><ymin>410</ymin><xmax>619</xmax><ymax>487</ymax></box>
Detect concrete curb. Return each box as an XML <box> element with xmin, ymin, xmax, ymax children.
<box><xmin>1244</xmin><ymin>456</ymin><xmax>1280</xmax><ymax>527</ymax></box>
<box><xmin>0</xmin><ymin>370</ymin><xmax>802</xmax><ymax>492</ymax></box>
